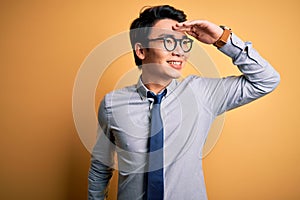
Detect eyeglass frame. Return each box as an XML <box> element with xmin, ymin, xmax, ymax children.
<box><xmin>147</xmin><ymin>36</ymin><xmax>194</xmax><ymax>53</ymax></box>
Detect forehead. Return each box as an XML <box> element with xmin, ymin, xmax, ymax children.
<box><xmin>149</xmin><ymin>19</ymin><xmax>186</xmax><ymax>38</ymax></box>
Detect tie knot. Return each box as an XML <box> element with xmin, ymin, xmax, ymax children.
<box><xmin>147</xmin><ymin>89</ymin><xmax>167</xmax><ymax>104</ymax></box>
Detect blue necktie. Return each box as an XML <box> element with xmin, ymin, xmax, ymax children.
<box><xmin>146</xmin><ymin>89</ymin><xmax>167</xmax><ymax>200</ymax></box>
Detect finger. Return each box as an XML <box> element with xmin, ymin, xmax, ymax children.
<box><xmin>174</xmin><ymin>20</ymin><xmax>196</xmax><ymax>28</ymax></box>
<box><xmin>175</xmin><ymin>27</ymin><xmax>191</xmax><ymax>32</ymax></box>
<box><xmin>172</xmin><ymin>25</ymin><xmax>191</xmax><ymax>32</ymax></box>
<box><xmin>174</xmin><ymin>21</ymin><xmax>186</xmax><ymax>27</ymax></box>
<box><xmin>172</xmin><ymin>23</ymin><xmax>186</xmax><ymax>29</ymax></box>
<box><xmin>186</xmin><ymin>31</ymin><xmax>198</xmax><ymax>38</ymax></box>
<box><xmin>173</xmin><ymin>22</ymin><xmax>192</xmax><ymax>31</ymax></box>
<box><xmin>174</xmin><ymin>23</ymin><xmax>191</xmax><ymax>30</ymax></box>
<box><xmin>183</xmin><ymin>20</ymin><xmax>206</xmax><ymax>26</ymax></box>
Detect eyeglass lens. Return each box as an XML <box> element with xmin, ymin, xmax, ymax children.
<box><xmin>164</xmin><ymin>37</ymin><xmax>193</xmax><ymax>52</ymax></box>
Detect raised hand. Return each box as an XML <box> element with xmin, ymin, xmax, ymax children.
<box><xmin>173</xmin><ymin>20</ymin><xmax>224</xmax><ymax>45</ymax></box>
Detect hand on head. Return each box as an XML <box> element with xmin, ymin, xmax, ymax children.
<box><xmin>172</xmin><ymin>20</ymin><xmax>224</xmax><ymax>45</ymax></box>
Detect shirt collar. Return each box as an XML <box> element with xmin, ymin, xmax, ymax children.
<box><xmin>136</xmin><ymin>76</ymin><xmax>178</xmax><ymax>100</ymax></box>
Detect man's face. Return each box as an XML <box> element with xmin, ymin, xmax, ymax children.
<box><xmin>141</xmin><ymin>19</ymin><xmax>191</xmax><ymax>82</ymax></box>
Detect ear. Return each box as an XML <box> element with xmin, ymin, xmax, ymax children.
<box><xmin>134</xmin><ymin>43</ymin><xmax>146</xmax><ymax>60</ymax></box>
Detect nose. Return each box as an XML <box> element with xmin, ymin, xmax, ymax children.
<box><xmin>172</xmin><ymin>41</ymin><xmax>185</xmax><ymax>57</ymax></box>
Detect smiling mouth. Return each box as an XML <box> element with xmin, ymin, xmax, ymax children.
<box><xmin>167</xmin><ymin>61</ymin><xmax>183</xmax><ymax>69</ymax></box>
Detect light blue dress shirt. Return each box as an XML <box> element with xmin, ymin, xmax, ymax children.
<box><xmin>88</xmin><ymin>33</ymin><xmax>280</xmax><ymax>200</ymax></box>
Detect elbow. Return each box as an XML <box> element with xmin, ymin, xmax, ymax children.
<box><xmin>269</xmin><ymin>70</ymin><xmax>281</xmax><ymax>92</ymax></box>
<box><xmin>259</xmin><ymin>70</ymin><xmax>281</xmax><ymax>95</ymax></box>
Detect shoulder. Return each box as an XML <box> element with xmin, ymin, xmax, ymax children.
<box><xmin>105</xmin><ymin>84</ymin><xmax>137</xmax><ymax>98</ymax></box>
<box><xmin>180</xmin><ymin>75</ymin><xmax>224</xmax><ymax>93</ymax></box>
<box><xmin>181</xmin><ymin>75</ymin><xmax>209</xmax><ymax>86</ymax></box>
<box><xmin>101</xmin><ymin>84</ymin><xmax>137</xmax><ymax>107</ymax></box>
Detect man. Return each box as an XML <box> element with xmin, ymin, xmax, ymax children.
<box><xmin>88</xmin><ymin>5</ymin><xmax>280</xmax><ymax>200</ymax></box>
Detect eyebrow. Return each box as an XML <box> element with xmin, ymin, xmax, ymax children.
<box><xmin>158</xmin><ymin>33</ymin><xmax>188</xmax><ymax>39</ymax></box>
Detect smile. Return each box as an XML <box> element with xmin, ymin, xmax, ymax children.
<box><xmin>167</xmin><ymin>61</ymin><xmax>183</xmax><ymax>69</ymax></box>
<box><xmin>167</xmin><ymin>61</ymin><xmax>182</xmax><ymax>65</ymax></box>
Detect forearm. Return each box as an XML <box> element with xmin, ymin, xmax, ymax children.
<box><xmin>88</xmin><ymin>100</ymin><xmax>115</xmax><ymax>200</ymax></box>
<box><xmin>206</xmin><ymin>32</ymin><xmax>281</xmax><ymax>115</ymax></box>
<box><xmin>88</xmin><ymin>157</ymin><xmax>114</xmax><ymax>200</ymax></box>
<box><xmin>219</xmin><ymin>32</ymin><xmax>280</xmax><ymax>94</ymax></box>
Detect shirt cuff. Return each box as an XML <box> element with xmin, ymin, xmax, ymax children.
<box><xmin>218</xmin><ymin>32</ymin><xmax>269</xmax><ymax>67</ymax></box>
<box><xmin>218</xmin><ymin>32</ymin><xmax>246</xmax><ymax>59</ymax></box>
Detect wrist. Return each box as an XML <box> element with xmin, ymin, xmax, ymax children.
<box><xmin>213</xmin><ymin>25</ymin><xmax>232</xmax><ymax>48</ymax></box>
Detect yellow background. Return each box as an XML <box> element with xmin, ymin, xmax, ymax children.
<box><xmin>1</xmin><ymin>0</ymin><xmax>299</xmax><ymax>199</ymax></box>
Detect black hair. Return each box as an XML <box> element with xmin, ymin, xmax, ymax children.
<box><xmin>129</xmin><ymin>5</ymin><xmax>187</xmax><ymax>67</ymax></box>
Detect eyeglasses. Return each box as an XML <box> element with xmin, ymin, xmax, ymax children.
<box><xmin>147</xmin><ymin>36</ymin><xmax>193</xmax><ymax>53</ymax></box>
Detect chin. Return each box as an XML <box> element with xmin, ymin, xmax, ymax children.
<box><xmin>166</xmin><ymin>69</ymin><xmax>182</xmax><ymax>79</ymax></box>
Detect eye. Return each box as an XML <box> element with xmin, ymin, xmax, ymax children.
<box><xmin>182</xmin><ymin>38</ymin><xmax>191</xmax><ymax>45</ymax></box>
<box><xmin>165</xmin><ymin>37</ymin><xmax>174</xmax><ymax>44</ymax></box>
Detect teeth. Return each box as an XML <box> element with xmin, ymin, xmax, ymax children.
<box><xmin>168</xmin><ymin>61</ymin><xmax>181</xmax><ymax>65</ymax></box>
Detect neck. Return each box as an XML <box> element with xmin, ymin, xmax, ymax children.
<box><xmin>141</xmin><ymin>74</ymin><xmax>171</xmax><ymax>94</ymax></box>
<box><xmin>144</xmin><ymin>83</ymin><xmax>166</xmax><ymax>94</ymax></box>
